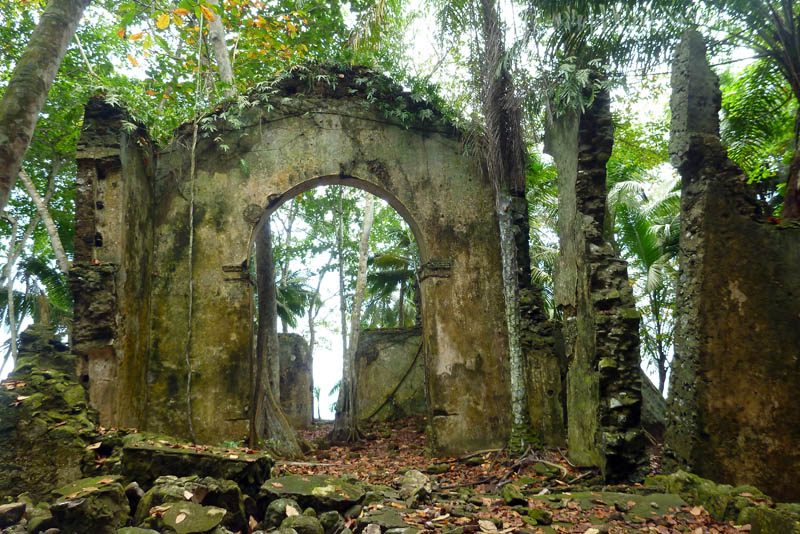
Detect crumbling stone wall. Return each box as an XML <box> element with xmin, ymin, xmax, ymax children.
<box><xmin>278</xmin><ymin>333</ymin><xmax>312</xmax><ymax>429</ymax></box>
<box><xmin>0</xmin><ymin>326</ymin><xmax>96</xmax><ymax>501</ymax></box>
<box><xmin>72</xmin><ymin>99</ymin><xmax>154</xmax><ymax>429</ymax></box>
<box><xmin>354</xmin><ymin>327</ymin><xmax>426</xmax><ymax>422</ymax></box>
<box><xmin>544</xmin><ymin>88</ymin><xmax>646</xmax><ymax>482</ymax></box>
<box><xmin>666</xmin><ymin>31</ymin><xmax>800</xmax><ymax>501</ymax></box>
<box><xmin>75</xmin><ymin>67</ymin><xmax>511</xmax><ymax>455</ymax></box>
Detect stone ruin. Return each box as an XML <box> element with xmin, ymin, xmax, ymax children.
<box><xmin>70</xmin><ymin>67</ymin><xmax>512</xmax><ymax>455</ymax></box>
<box><xmin>665</xmin><ymin>31</ymin><xmax>800</xmax><ymax>502</ymax></box>
<box><xmin>0</xmin><ymin>38</ymin><xmax>796</xmax><ymax>503</ymax></box>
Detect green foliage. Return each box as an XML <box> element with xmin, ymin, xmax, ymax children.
<box><xmin>720</xmin><ymin>60</ymin><xmax>794</xmax><ymax>212</ymax></box>
<box><xmin>607</xmin><ymin>111</ymin><xmax>678</xmax><ymax>392</ymax></box>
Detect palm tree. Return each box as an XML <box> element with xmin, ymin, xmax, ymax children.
<box><xmin>608</xmin><ymin>170</ymin><xmax>680</xmax><ymax>393</ymax></box>
<box><xmin>364</xmin><ymin>226</ymin><xmax>419</xmax><ymax>328</ymax></box>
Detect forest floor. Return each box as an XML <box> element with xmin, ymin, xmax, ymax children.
<box><xmin>275</xmin><ymin>417</ymin><xmax>750</xmax><ymax>534</ymax></box>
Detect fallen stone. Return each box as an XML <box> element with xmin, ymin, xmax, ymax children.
<box><xmin>525</xmin><ymin>508</ymin><xmax>552</xmax><ymax>525</ymax></box>
<box><xmin>50</xmin><ymin>477</ymin><xmax>129</xmax><ymax>534</ymax></box>
<box><xmin>122</xmin><ymin>434</ymin><xmax>273</xmax><ymax>496</ymax></box>
<box><xmin>500</xmin><ymin>484</ymin><xmax>526</xmax><ymax>506</ymax></box>
<box><xmin>357</xmin><ymin>509</ymin><xmax>408</xmax><ymax>531</ymax></box>
<box><xmin>280</xmin><ymin>514</ymin><xmax>324</xmax><ymax>534</ymax></box>
<box><xmin>363</xmin><ymin>524</ymin><xmax>381</xmax><ymax>534</ymax></box>
<box><xmin>134</xmin><ymin>475</ymin><xmax>246</xmax><ymax>532</ymax></box>
<box><xmin>117</xmin><ymin>528</ymin><xmax>160</xmax><ymax>534</ymax></box>
<box><xmin>398</xmin><ymin>470</ymin><xmax>432</xmax><ymax>504</ymax></box>
<box><xmin>319</xmin><ymin>510</ymin><xmax>342</xmax><ymax>532</ymax></box>
<box><xmin>645</xmin><ymin>470</ymin><xmax>765</xmax><ymax>522</ymax></box>
<box><xmin>0</xmin><ymin>502</ymin><xmax>26</xmax><ymax>528</ymax></box>
<box><xmin>264</xmin><ymin>498</ymin><xmax>302</xmax><ymax>529</ymax></box>
<box><xmin>159</xmin><ymin>502</ymin><xmax>227</xmax><ymax>534</ymax></box>
<box><xmin>738</xmin><ymin>505</ymin><xmax>800</xmax><ymax>534</ymax></box>
<box><xmin>259</xmin><ymin>475</ymin><xmax>364</xmax><ymax>512</ymax></box>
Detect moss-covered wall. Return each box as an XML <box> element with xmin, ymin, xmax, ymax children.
<box><xmin>544</xmin><ymin>88</ymin><xmax>646</xmax><ymax>482</ymax></box>
<box><xmin>72</xmin><ymin>99</ymin><xmax>154</xmax><ymax>429</ymax></box>
<box><xmin>666</xmin><ymin>31</ymin><xmax>800</xmax><ymax>502</ymax></box>
<box><xmin>354</xmin><ymin>327</ymin><xmax>426</xmax><ymax>422</ymax></box>
<box><xmin>76</xmin><ymin>68</ymin><xmax>510</xmax><ymax>455</ymax></box>
<box><xmin>278</xmin><ymin>333</ymin><xmax>312</xmax><ymax>429</ymax></box>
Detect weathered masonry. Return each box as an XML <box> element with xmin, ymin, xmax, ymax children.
<box><xmin>665</xmin><ymin>31</ymin><xmax>800</xmax><ymax>502</ymax></box>
<box><xmin>545</xmin><ymin>87</ymin><xmax>647</xmax><ymax>482</ymax></box>
<box><xmin>71</xmin><ymin>68</ymin><xmax>511</xmax><ymax>455</ymax></box>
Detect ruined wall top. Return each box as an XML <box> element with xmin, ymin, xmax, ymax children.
<box><xmin>668</xmin><ymin>30</ymin><xmax>722</xmax><ymax>172</ymax></box>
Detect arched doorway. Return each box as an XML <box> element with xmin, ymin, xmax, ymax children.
<box><xmin>73</xmin><ymin>73</ymin><xmax>512</xmax><ymax>455</ymax></box>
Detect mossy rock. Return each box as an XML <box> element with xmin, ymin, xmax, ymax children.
<box><xmin>134</xmin><ymin>475</ymin><xmax>246</xmax><ymax>532</ymax></box>
<box><xmin>738</xmin><ymin>505</ymin><xmax>800</xmax><ymax>534</ymax></box>
<box><xmin>118</xmin><ymin>528</ymin><xmax>160</xmax><ymax>534</ymax></box>
<box><xmin>263</xmin><ymin>498</ymin><xmax>301</xmax><ymax>529</ymax></box>
<box><xmin>259</xmin><ymin>475</ymin><xmax>364</xmax><ymax>512</ymax></box>
<box><xmin>160</xmin><ymin>502</ymin><xmax>227</xmax><ymax>534</ymax></box>
<box><xmin>645</xmin><ymin>470</ymin><xmax>766</xmax><ymax>522</ymax></box>
<box><xmin>357</xmin><ymin>509</ymin><xmax>408</xmax><ymax>530</ymax></box>
<box><xmin>280</xmin><ymin>514</ymin><xmax>324</xmax><ymax>534</ymax></box>
<box><xmin>0</xmin><ymin>331</ymin><xmax>97</xmax><ymax>502</ymax></box>
<box><xmin>121</xmin><ymin>434</ymin><xmax>273</xmax><ymax>496</ymax></box>
<box><xmin>50</xmin><ymin>478</ymin><xmax>129</xmax><ymax>534</ymax></box>
<box><xmin>531</xmin><ymin>491</ymin><xmax>686</xmax><ymax>522</ymax></box>
<box><xmin>501</xmin><ymin>484</ymin><xmax>526</xmax><ymax>506</ymax></box>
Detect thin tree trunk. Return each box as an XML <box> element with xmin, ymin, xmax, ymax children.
<box><xmin>3</xmin><ymin>213</ymin><xmax>40</xmax><ymax>361</ymax></box>
<box><xmin>480</xmin><ymin>0</ymin><xmax>534</xmax><ymax>452</ymax></box>
<box><xmin>18</xmin><ymin>167</ymin><xmax>68</xmax><ymax>274</ymax></box>
<box><xmin>257</xmin><ymin>220</ymin><xmax>280</xmax><ymax>404</ymax></box>
<box><xmin>206</xmin><ymin>0</ymin><xmax>236</xmax><ymax>99</ymax></box>
<box><xmin>251</xmin><ymin>221</ymin><xmax>302</xmax><ymax>457</ymax></box>
<box><xmin>330</xmin><ymin>194</ymin><xmax>375</xmax><ymax>442</ymax></box>
<box><xmin>0</xmin><ymin>0</ymin><xmax>91</xmax><ymax>214</ymax></box>
<box><xmin>5</xmin><ymin>216</ymin><xmax>19</xmax><ymax>362</ymax></box>
<box><xmin>337</xmin><ymin>187</ymin><xmax>348</xmax><ymax>366</ymax></box>
<box><xmin>279</xmin><ymin>201</ymin><xmax>298</xmax><ymax>333</ymax></box>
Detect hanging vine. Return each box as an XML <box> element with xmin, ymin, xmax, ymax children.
<box><xmin>183</xmin><ymin>11</ymin><xmax>206</xmax><ymax>445</ymax></box>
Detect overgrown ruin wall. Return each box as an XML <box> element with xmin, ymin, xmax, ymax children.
<box><xmin>545</xmin><ymin>89</ymin><xmax>646</xmax><ymax>482</ymax></box>
<box><xmin>355</xmin><ymin>327</ymin><xmax>426</xmax><ymax>422</ymax></box>
<box><xmin>73</xmin><ymin>67</ymin><xmax>511</xmax><ymax>455</ymax></box>
<box><xmin>72</xmin><ymin>102</ymin><xmax>155</xmax><ymax>429</ymax></box>
<box><xmin>665</xmin><ymin>31</ymin><xmax>800</xmax><ymax>502</ymax></box>
<box><xmin>278</xmin><ymin>333</ymin><xmax>312</xmax><ymax>429</ymax></box>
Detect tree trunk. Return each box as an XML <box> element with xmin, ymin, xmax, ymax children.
<box><xmin>330</xmin><ymin>194</ymin><xmax>375</xmax><ymax>442</ymax></box>
<box><xmin>256</xmin><ymin>220</ymin><xmax>280</xmax><ymax>404</ymax></box>
<box><xmin>479</xmin><ymin>0</ymin><xmax>535</xmax><ymax>452</ymax></box>
<box><xmin>18</xmin><ymin>168</ymin><xmax>68</xmax><ymax>274</ymax></box>
<box><xmin>250</xmin><ymin>220</ymin><xmax>302</xmax><ymax>457</ymax></box>
<box><xmin>333</xmin><ymin>187</ymin><xmax>348</xmax><ymax>421</ymax></box>
<box><xmin>206</xmin><ymin>0</ymin><xmax>236</xmax><ymax>99</ymax></box>
<box><xmin>279</xmin><ymin>201</ymin><xmax>298</xmax><ymax>334</ymax></box>
<box><xmin>3</xmin><ymin>213</ymin><xmax>40</xmax><ymax>362</ymax></box>
<box><xmin>0</xmin><ymin>0</ymin><xmax>91</xmax><ymax>214</ymax></box>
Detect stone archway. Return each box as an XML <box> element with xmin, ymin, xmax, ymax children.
<box><xmin>73</xmin><ymin>68</ymin><xmax>511</xmax><ymax>455</ymax></box>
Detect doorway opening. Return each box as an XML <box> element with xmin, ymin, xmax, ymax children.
<box><xmin>250</xmin><ymin>184</ymin><xmax>424</xmax><ymax>443</ymax></box>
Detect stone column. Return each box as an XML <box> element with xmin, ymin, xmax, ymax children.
<box><xmin>545</xmin><ymin>87</ymin><xmax>646</xmax><ymax>482</ymax></box>
<box><xmin>72</xmin><ymin>98</ymin><xmax>154</xmax><ymax>429</ymax></box>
